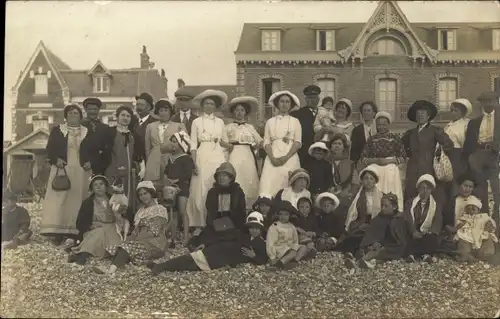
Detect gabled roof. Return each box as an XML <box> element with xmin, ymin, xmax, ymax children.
<box><xmin>3</xmin><ymin>129</ymin><xmax>50</xmax><ymax>154</ymax></box>
<box><xmin>3</xmin><ymin>141</ymin><xmax>12</xmax><ymax>149</ymax></box>
<box><xmin>12</xmin><ymin>41</ymin><xmax>69</xmax><ymax>93</ymax></box>
<box><xmin>339</xmin><ymin>1</ymin><xmax>437</xmax><ymax>62</ymax></box>
<box><xmin>88</xmin><ymin>60</ymin><xmax>112</xmax><ymax>76</ymax></box>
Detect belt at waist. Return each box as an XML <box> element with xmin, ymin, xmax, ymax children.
<box><xmin>477</xmin><ymin>143</ymin><xmax>494</xmax><ymax>151</ymax></box>
<box><xmin>230</xmin><ymin>142</ymin><xmax>253</xmax><ymax>146</ymax></box>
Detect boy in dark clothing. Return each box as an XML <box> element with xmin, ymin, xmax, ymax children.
<box><xmin>2</xmin><ymin>190</ymin><xmax>32</xmax><ymax>250</ymax></box>
<box><xmin>294</xmin><ymin>197</ymin><xmax>319</xmax><ymax>260</ymax></box>
<box><xmin>314</xmin><ymin>192</ymin><xmax>346</xmax><ymax>252</ymax></box>
<box><xmin>304</xmin><ymin>142</ymin><xmax>334</xmax><ymax>197</ymax></box>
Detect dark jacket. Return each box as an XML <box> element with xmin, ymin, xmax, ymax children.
<box><xmin>317</xmin><ymin>208</ymin><xmax>348</xmax><ymax>239</ymax></box>
<box><xmin>81</xmin><ymin>118</ymin><xmax>109</xmax><ymax>174</ymax></box>
<box><xmin>101</xmin><ymin>126</ymin><xmax>146</xmax><ymax>170</ymax></box>
<box><xmin>403</xmin><ymin>197</ymin><xmax>443</xmax><ymax>235</ymax></box>
<box><xmin>2</xmin><ymin>205</ymin><xmax>31</xmax><ymax>242</ymax></box>
<box><xmin>291</xmin><ymin>106</ymin><xmax>318</xmax><ymax>167</ymax></box>
<box><xmin>132</xmin><ymin>114</ymin><xmax>158</xmax><ymax>160</ymax></box>
<box><xmin>205</xmin><ymin>182</ymin><xmax>246</xmax><ymax>230</ymax></box>
<box><xmin>463</xmin><ymin>112</ymin><xmax>500</xmax><ymax>156</ymax></box>
<box><xmin>46</xmin><ymin>125</ymin><xmax>91</xmax><ymax>167</ymax></box>
<box><xmin>75</xmin><ymin>194</ymin><xmax>112</xmax><ymax>241</ymax></box>
<box><xmin>350</xmin><ymin>124</ymin><xmax>368</xmax><ymax>165</ymax></box>
<box><xmin>304</xmin><ymin>157</ymin><xmax>334</xmax><ymax>195</ymax></box>
<box><xmin>294</xmin><ymin>212</ymin><xmax>320</xmax><ymax>235</ymax></box>
<box><xmin>171</xmin><ymin>112</ymin><xmax>199</xmax><ymax>136</ymax></box>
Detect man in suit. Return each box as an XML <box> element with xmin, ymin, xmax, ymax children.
<box><xmin>171</xmin><ymin>87</ymin><xmax>198</xmax><ymax>136</ymax></box>
<box><xmin>80</xmin><ymin>97</ymin><xmax>108</xmax><ymax>175</ymax></box>
<box><xmin>290</xmin><ymin>85</ymin><xmax>321</xmax><ymax>168</ymax></box>
<box><xmin>133</xmin><ymin>93</ymin><xmax>158</xmax><ymax>160</ymax></box>
<box><xmin>463</xmin><ymin>91</ymin><xmax>500</xmax><ymax>234</ymax></box>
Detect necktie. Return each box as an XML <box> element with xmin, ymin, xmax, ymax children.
<box><xmin>182</xmin><ymin>113</ymin><xmax>189</xmax><ymax>126</ymax></box>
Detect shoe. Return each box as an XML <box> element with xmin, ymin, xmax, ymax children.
<box><xmin>303</xmin><ymin>249</ymin><xmax>317</xmax><ymax>261</ymax></box>
<box><xmin>422</xmin><ymin>254</ymin><xmax>436</xmax><ymax>263</ymax></box>
<box><xmin>359</xmin><ymin>259</ymin><xmax>376</xmax><ymax>269</ymax></box>
<box><xmin>146</xmin><ymin>261</ymin><xmax>157</xmax><ymax>270</ymax></box>
<box><xmin>344</xmin><ymin>258</ymin><xmax>357</xmax><ymax>269</ymax></box>
<box><xmin>344</xmin><ymin>252</ymin><xmax>355</xmax><ymax>260</ymax></box>
<box><xmin>406</xmin><ymin>255</ymin><xmax>417</xmax><ymax>263</ymax></box>
<box><xmin>67</xmin><ymin>254</ymin><xmax>79</xmax><ymax>263</ymax></box>
<box><xmin>283</xmin><ymin>261</ymin><xmax>298</xmax><ymax>270</ymax></box>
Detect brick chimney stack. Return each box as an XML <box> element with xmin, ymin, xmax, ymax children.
<box><xmin>177</xmin><ymin>78</ymin><xmax>186</xmax><ymax>89</ymax></box>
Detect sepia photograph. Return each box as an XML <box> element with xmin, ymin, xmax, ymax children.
<box><xmin>2</xmin><ymin>0</ymin><xmax>500</xmax><ymax>317</ymax></box>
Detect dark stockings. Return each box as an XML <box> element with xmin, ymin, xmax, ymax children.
<box><xmin>112</xmin><ymin>247</ymin><xmax>131</xmax><ymax>268</ymax></box>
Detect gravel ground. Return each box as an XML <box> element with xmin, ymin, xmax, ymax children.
<box><xmin>1</xmin><ymin>203</ymin><xmax>499</xmax><ymax>318</ymax></box>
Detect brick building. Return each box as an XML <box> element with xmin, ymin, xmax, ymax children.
<box><xmin>234</xmin><ymin>0</ymin><xmax>500</xmax><ymax>130</ymax></box>
<box><xmin>4</xmin><ymin>41</ymin><xmax>168</xmax><ymax>185</ymax></box>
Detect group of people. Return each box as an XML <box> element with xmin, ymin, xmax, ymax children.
<box><xmin>2</xmin><ymin>84</ymin><xmax>499</xmax><ymax>274</ymax></box>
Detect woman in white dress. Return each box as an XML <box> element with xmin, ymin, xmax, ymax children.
<box><xmin>225</xmin><ymin>96</ymin><xmax>263</xmax><ymax>210</ymax></box>
<box><xmin>186</xmin><ymin>90</ymin><xmax>232</xmax><ymax>231</ymax></box>
<box><xmin>259</xmin><ymin>91</ymin><xmax>302</xmax><ymax>198</ymax></box>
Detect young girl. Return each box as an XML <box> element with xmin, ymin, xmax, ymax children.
<box><xmin>304</xmin><ymin>142</ymin><xmax>333</xmax><ymax>197</ymax></box>
<box><xmin>314</xmin><ymin>192</ymin><xmax>344</xmax><ymax>252</ymax></box>
<box><xmin>164</xmin><ymin>131</ymin><xmax>194</xmax><ymax>246</ymax></box>
<box><xmin>273</xmin><ymin>168</ymin><xmax>311</xmax><ymax>209</ymax></box>
<box><xmin>2</xmin><ymin>190</ymin><xmax>32</xmax><ymax>250</ymax></box>
<box><xmin>294</xmin><ymin>197</ymin><xmax>318</xmax><ymax>260</ymax></box>
<box><xmin>344</xmin><ymin>193</ymin><xmax>409</xmax><ymax>269</ymax></box>
<box><xmin>252</xmin><ymin>196</ymin><xmax>274</xmax><ymax>230</ymax></box>
<box><xmin>267</xmin><ymin>200</ymin><xmax>307</xmax><ymax>270</ymax></box>
<box><xmin>455</xmin><ymin>196</ymin><xmax>497</xmax><ymax>262</ymax></box>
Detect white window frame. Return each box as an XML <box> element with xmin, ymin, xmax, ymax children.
<box><xmin>316</xmin><ymin>30</ymin><xmax>335</xmax><ymax>51</ymax></box>
<box><xmin>34</xmin><ymin>74</ymin><xmax>48</xmax><ymax>95</ymax></box>
<box><xmin>316</xmin><ymin>78</ymin><xmax>336</xmax><ymax>101</ymax></box>
<box><xmin>438</xmin><ymin>29</ymin><xmax>456</xmax><ymax>51</ymax></box>
<box><xmin>493</xmin><ymin>29</ymin><xmax>500</xmax><ymax>51</ymax></box>
<box><xmin>261</xmin><ymin>30</ymin><xmax>281</xmax><ymax>52</ymax></box>
<box><xmin>33</xmin><ymin>119</ymin><xmax>50</xmax><ymax>131</ymax></box>
<box><xmin>376</xmin><ymin>78</ymin><xmax>397</xmax><ymax>119</ymax></box>
<box><xmin>93</xmin><ymin>75</ymin><xmax>110</xmax><ymax>93</ymax></box>
<box><xmin>261</xmin><ymin>78</ymin><xmax>282</xmax><ymax>119</ymax></box>
<box><xmin>438</xmin><ymin>78</ymin><xmax>458</xmax><ymax>110</ymax></box>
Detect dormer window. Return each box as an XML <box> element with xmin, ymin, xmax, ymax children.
<box><xmin>438</xmin><ymin>30</ymin><xmax>456</xmax><ymax>51</ymax></box>
<box><xmin>261</xmin><ymin>30</ymin><xmax>281</xmax><ymax>51</ymax></box>
<box><xmin>493</xmin><ymin>29</ymin><xmax>500</xmax><ymax>51</ymax></box>
<box><xmin>316</xmin><ymin>30</ymin><xmax>335</xmax><ymax>51</ymax></box>
<box><xmin>93</xmin><ymin>75</ymin><xmax>110</xmax><ymax>93</ymax></box>
<box><xmin>30</xmin><ymin>67</ymin><xmax>50</xmax><ymax>96</ymax></box>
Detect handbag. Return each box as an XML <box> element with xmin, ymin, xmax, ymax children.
<box><xmin>433</xmin><ymin>144</ymin><xmax>453</xmax><ymax>182</ymax></box>
<box><xmin>213</xmin><ymin>216</ymin><xmax>235</xmax><ymax>232</ymax></box>
<box><xmin>51</xmin><ymin>167</ymin><xmax>71</xmax><ymax>191</ymax></box>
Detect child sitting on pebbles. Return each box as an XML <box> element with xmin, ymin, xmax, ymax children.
<box><xmin>252</xmin><ymin>196</ymin><xmax>274</xmax><ymax>230</ymax></box>
<box><xmin>2</xmin><ymin>190</ymin><xmax>32</xmax><ymax>251</ymax></box>
<box><xmin>314</xmin><ymin>192</ymin><xmax>344</xmax><ymax>252</ymax></box>
<box><xmin>267</xmin><ymin>200</ymin><xmax>309</xmax><ymax>270</ymax></box>
<box><xmin>294</xmin><ymin>197</ymin><xmax>319</xmax><ymax>261</ymax></box>
<box><xmin>455</xmin><ymin>196</ymin><xmax>497</xmax><ymax>262</ymax></box>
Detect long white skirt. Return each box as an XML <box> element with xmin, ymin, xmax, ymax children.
<box><xmin>259</xmin><ymin>140</ymin><xmax>300</xmax><ymax>199</ymax></box>
<box><xmin>229</xmin><ymin>145</ymin><xmax>259</xmax><ymax>210</ymax></box>
<box><xmin>372</xmin><ymin>163</ymin><xmax>404</xmax><ymax>210</ymax></box>
<box><xmin>186</xmin><ymin>141</ymin><xmax>226</xmax><ymax>227</ymax></box>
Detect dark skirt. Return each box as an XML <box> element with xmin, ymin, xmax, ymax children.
<box><xmin>153</xmin><ymin>254</ymin><xmax>201</xmax><ymax>272</ymax></box>
<box><xmin>335</xmin><ymin>229</ymin><xmax>365</xmax><ymax>256</ymax></box>
<box><xmin>409</xmin><ymin>233</ymin><xmax>440</xmax><ymax>257</ymax></box>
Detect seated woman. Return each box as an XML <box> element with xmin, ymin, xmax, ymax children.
<box><xmin>2</xmin><ymin>190</ymin><xmax>32</xmax><ymax>250</ymax></box>
<box><xmin>273</xmin><ymin>168</ymin><xmax>311</xmax><ymax>209</ymax></box>
<box><xmin>329</xmin><ymin>133</ymin><xmax>360</xmax><ymax>207</ymax></box>
<box><xmin>314</xmin><ymin>192</ymin><xmax>345</xmax><ymax>252</ymax></box>
<box><xmin>405</xmin><ymin>174</ymin><xmax>444</xmax><ymax>263</ymax></box>
<box><xmin>69</xmin><ymin>175</ymin><xmax>122</xmax><ymax>266</ymax></box>
<box><xmin>94</xmin><ymin>181</ymin><xmax>170</xmax><ymax>275</ymax></box>
<box><xmin>188</xmin><ymin>162</ymin><xmax>246</xmax><ymax>250</ymax></box>
<box><xmin>336</xmin><ymin>165</ymin><xmax>383</xmax><ymax>256</ymax></box>
<box><xmin>344</xmin><ymin>193</ymin><xmax>409</xmax><ymax>269</ymax></box>
<box><xmin>149</xmin><ymin>212</ymin><xmax>268</xmax><ymax>274</ymax></box>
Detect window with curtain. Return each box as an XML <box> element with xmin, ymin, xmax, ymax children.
<box><xmin>377</xmin><ymin>78</ymin><xmax>397</xmax><ymax>119</ymax></box>
<box><xmin>34</xmin><ymin>74</ymin><xmax>48</xmax><ymax>95</ymax></box>
<box><xmin>316</xmin><ymin>78</ymin><xmax>335</xmax><ymax>101</ymax></box>
<box><xmin>261</xmin><ymin>30</ymin><xmax>281</xmax><ymax>51</ymax></box>
<box><xmin>368</xmin><ymin>37</ymin><xmax>406</xmax><ymax>56</ymax></box>
<box><xmin>438</xmin><ymin>78</ymin><xmax>457</xmax><ymax>110</ymax></box>
<box><xmin>262</xmin><ymin>78</ymin><xmax>281</xmax><ymax>119</ymax></box>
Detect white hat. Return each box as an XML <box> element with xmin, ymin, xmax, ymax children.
<box><xmin>245</xmin><ymin>211</ymin><xmax>265</xmax><ymax>228</ymax></box>
<box><xmin>337</xmin><ymin>98</ymin><xmax>353</xmax><ymax>110</ymax></box>
<box><xmin>416</xmin><ymin>174</ymin><xmax>436</xmax><ymax>189</ymax></box>
<box><xmin>359</xmin><ymin>164</ymin><xmax>379</xmax><ymax>183</ymax></box>
<box><xmin>227</xmin><ymin>96</ymin><xmax>259</xmax><ymax>115</ymax></box>
<box><xmin>137</xmin><ymin>180</ymin><xmax>156</xmax><ymax>191</ymax></box>
<box><xmin>308</xmin><ymin>141</ymin><xmax>330</xmax><ymax>156</ymax></box>
<box><xmin>193</xmin><ymin>89</ymin><xmax>228</xmax><ymax>108</ymax></box>
<box><xmin>268</xmin><ymin>90</ymin><xmax>301</xmax><ymax>108</ymax></box>
<box><xmin>465</xmin><ymin>195</ymin><xmax>482</xmax><ymax>210</ymax></box>
<box><xmin>172</xmin><ymin>131</ymin><xmax>191</xmax><ymax>153</ymax></box>
<box><xmin>451</xmin><ymin>98</ymin><xmax>473</xmax><ymax>117</ymax></box>
<box><xmin>315</xmin><ymin>192</ymin><xmax>340</xmax><ymax>209</ymax></box>
<box><xmin>375</xmin><ymin>111</ymin><xmax>392</xmax><ymax>124</ymax></box>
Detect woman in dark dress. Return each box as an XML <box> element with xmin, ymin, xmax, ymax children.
<box><xmin>350</xmin><ymin>101</ymin><xmax>378</xmax><ymax>165</ymax></box>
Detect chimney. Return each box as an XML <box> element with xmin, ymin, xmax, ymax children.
<box><xmin>177</xmin><ymin>78</ymin><xmax>186</xmax><ymax>89</ymax></box>
<box><xmin>140</xmin><ymin>45</ymin><xmax>150</xmax><ymax>69</ymax></box>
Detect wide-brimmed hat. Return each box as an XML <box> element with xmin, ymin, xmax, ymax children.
<box><xmin>315</xmin><ymin>192</ymin><xmax>340</xmax><ymax>209</ymax></box>
<box><xmin>268</xmin><ymin>90</ymin><xmax>301</xmax><ymax>109</ymax></box>
<box><xmin>252</xmin><ymin>196</ymin><xmax>273</xmax><ymax>211</ymax></box>
<box><xmin>193</xmin><ymin>90</ymin><xmax>228</xmax><ymax>109</ymax></box>
<box><xmin>171</xmin><ymin>131</ymin><xmax>191</xmax><ymax>153</ymax></box>
<box><xmin>407</xmin><ymin>100</ymin><xmax>438</xmax><ymax>122</ymax></box>
<box><xmin>416</xmin><ymin>174</ymin><xmax>436</xmax><ymax>189</ymax></box>
<box><xmin>335</xmin><ymin>98</ymin><xmax>353</xmax><ymax>118</ymax></box>
<box><xmin>214</xmin><ymin>162</ymin><xmax>236</xmax><ymax>181</ymax></box>
<box><xmin>88</xmin><ymin>175</ymin><xmax>110</xmax><ymax>192</ymax></box>
<box><xmin>308</xmin><ymin>141</ymin><xmax>330</xmax><ymax>156</ymax></box>
<box><xmin>82</xmin><ymin>97</ymin><xmax>102</xmax><ymax>109</ymax></box>
<box><xmin>135</xmin><ymin>93</ymin><xmax>154</xmax><ymax>108</ymax></box>
<box><xmin>464</xmin><ymin>195</ymin><xmax>482</xmax><ymax>210</ymax></box>
<box><xmin>137</xmin><ymin>180</ymin><xmax>156</xmax><ymax>192</ymax></box>
<box><xmin>226</xmin><ymin>96</ymin><xmax>259</xmax><ymax>115</ymax></box>
<box><xmin>374</xmin><ymin>111</ymin><xmax>392</xmax><ymax>124</ymax></box>
<box><xmin>245</xmin><ymin>211</ymin><xmax>265</xmax><ymax>229</ymax></box>
<box><xmin>288</xmin><ymin>168</ymin><xmax>310</xmax><ymax>187</ymax></box>
<box><xmin>359</xmin><ymin>165</ymin><xmax>379</xmax><ymax>184</ymax></box>
<box><xmin>451</xmin><ymin>98</ymin><xmax>473</xmax><ymax>117</ymax></box>
<box><xmin>275</xmin><ymin>200</ymin><xmax>299</xmax><ymax>217</ymax></box>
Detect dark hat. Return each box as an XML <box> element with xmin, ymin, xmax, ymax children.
<box><xmin>456</xmin><ymin>172</ymin><xmax>477</xmax><ymax>187</ymax></box>
<box><xmin>154</xmin><ymin>99</ymin><xmax>174</xmax><ymax>115</ymax></box>
<box><xmin>214</xmin><ymin>162</ymin><xmax>236</xmax><ymax>181</ymax></box>
<box><xmin>477</xmin><ymin>91</ymin><xmax>500</xmax><ymax>102</ymax></box>
<box><xmin>174</xmin><ymin>87</ymin><xmax>196</xmax><ymax>99</ymax></box>
<box><xmin>3</xmin><ymin>189</ymin><xmax>18</xmax><ymax>201</ymax></box>
<box><xmin>275</xmin><ymin>200</ymin><xmax>299</xmax><ymax>216</ymax></box>
<box><xmin>82</xmin><ymin>97</ymin><xmax>102</xmax><ymax>109</ymax></box>
<box><xmin>135</xmin><ymin>93</ymin><xmax>154</xmax><ymax>108</ymax></box>
<box><xmin>303</xmin><ymin>85</ymin><xmax>321</xmax><ymax>97</ymax></box>
<box><xmin>407</xmin><ymin>100</ymin><xmax>438</xmax><ymax>122</ymax></box>
<box><xmin>252</xmin><ymin>196</ymin><xmax>273</xmax><ymax>211</ymax></box>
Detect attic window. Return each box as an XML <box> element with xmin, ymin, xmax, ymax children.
<box><xmin>438</xmin><ymin>30</ymin><xmax>456</xmax><ymax>51</ymax></box>
<box><xmin>493</xmin><ymin>29</ymin><xmax>500</xmax><ymax>51</ymax></box>
<box><xmin>316</xmin><ymin>30</ymin><xmax>335</xmax><ymax>51</ymax></box>
<box><xmin>93</xmin><ymin>75</ymin><xmax>110</xmax><ymax>93</ymax></box>
<box><xmin>34</xmin><ymin>74</ymin><xmax>48</xmax><ymax>95</ymax></box>
<box><xmin>261</xmin><ymin>30</ymin><xmax>281</xmax><ymax>51</ymax></box>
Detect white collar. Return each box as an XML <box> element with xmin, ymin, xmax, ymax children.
<box><xmin>484</xmin><ymin>110</ymin><xmax>495</xmax><ymax>117</ymax></box>
<box><xmin>181</xmin><ymin>110</ymin><xmax>191</xmax><ymax>115</ymax></box>
<box><xmin>203</xmin><ymin>113</ymin><xmax>215</xmax><ymax>120</ymax></box>
<box><xmin>140</xmin><ymin>114</ymin><xmax>150</xmax><ymax>123</ymax></box>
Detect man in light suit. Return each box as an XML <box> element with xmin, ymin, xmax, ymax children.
<box><xmin>171</xmin><ymin>87</ymin><xmax>198</xmax><ymax>136</ymax></box>
<box><xmin>463</xmin><ymin>91</ymin><xmax>500</xmax><ymax>236</ymax></box>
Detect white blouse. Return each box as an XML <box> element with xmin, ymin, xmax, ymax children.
<box><xmin>158</xmin><ymin>123</ymin><xmax>168</xmax><ymax>144</ymax></box>
<box><xmin>190</xmin><ymin>114</ymin><xmax>228</xmax><ymax>150</ymax></box>
<box><xmin>263</xmin><ymin>115</ymin><xmax>302</xmax><ymax>147</ymax></box>
<box><xmin>225</xmin><ymin>122</ymin><xmax>263</xmax><ymax>146</ymax></box>
<box><xmin>444</xmin><ymin>118</ymin><xmax>469</xmax><ymax>148</ymax></box>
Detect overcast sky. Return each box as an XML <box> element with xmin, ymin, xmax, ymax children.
<box><xmin>4</xmin><ymin>1</ymin><xmax>500</xmax><ymax>140</ymax></box>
